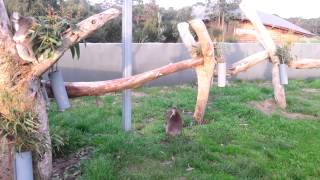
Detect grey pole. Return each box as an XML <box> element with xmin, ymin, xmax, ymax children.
<box><xmin>122</xmin><ymin>0</ymin><xmax>132</xmax><ymax>131</ymax></box>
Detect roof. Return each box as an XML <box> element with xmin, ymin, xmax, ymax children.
<box><xmin>233</xmin><ymin>10</ymin><xmax>315</xmax><ymax>36</ymax></box>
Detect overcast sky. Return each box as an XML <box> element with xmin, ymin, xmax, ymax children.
<box><xmin>152</xmin><ymin>0</ymin><xmax>320</xmax><ymax>19</ymax></box>
<box><xmin>92</xmin><ymin>0</ymin><xmax>320</xmax><ymax>19</ymax></box>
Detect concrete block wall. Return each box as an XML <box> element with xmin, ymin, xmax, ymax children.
<box><xmin>57</xmin><ymin>43</ymin><xmax>320</xmax><ymax>86</ymax></box>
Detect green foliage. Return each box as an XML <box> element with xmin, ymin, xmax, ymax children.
<box><xmin>214</xmin><ymin>42</ymin><xmax>224</xmax><ymax>62</ymax></box>
<box><xmin>0</xmin><ymin>91</ymin><xmax>48</xmax><ymax>154</ymax></box>
<box><xmin>29</xmin><ymin>14</ymin><xmax>80</xmax><ymax>59</ymax></box>
<box><xmin>275</xmin><ymin>44</ymin><xmax>293</xmax><ymax>64</ymax></box>
<box><xmin>49</xmin><ymin>80</ymin><xmax>320</xmax><ymax>179</ymax></box>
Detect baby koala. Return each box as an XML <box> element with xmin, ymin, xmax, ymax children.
<box><xmin>11</xmin><ymin>12</ymin><xmax>37</xmax><ymax>62</ymax></box>
<box><xmin>166</xmin><ymin>107</ymin><xmax>183</xmax><ymax>136</ymax></box>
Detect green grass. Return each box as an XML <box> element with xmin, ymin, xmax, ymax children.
<box><xmin>48</xmin><ymin>80</ymin><xmax>320</xmax><ymax>179</ymax></box>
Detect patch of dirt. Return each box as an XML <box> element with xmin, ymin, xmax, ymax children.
<box><xmin>257</xmin><ymin>82</ymin><xmax>272</xmax><ymax>88</ymax></box>
<box><xmin>250</xmin><ymin>99</ymin><xmax>318</xmax><ymax>120</ymax></box>
<box><xmin>52</xmin><ymin>147</ymin><xmax>94</xmax><ymax>180</ymax></box>
<box><xmin>302</xmin><ymin>88</ymin><xmax>320</xmax><ymax>93</ymax></box>
<box><xmin>132</xmin><ymin>92</ymin><xmax>147</xmax><ymax>97</ymax></box>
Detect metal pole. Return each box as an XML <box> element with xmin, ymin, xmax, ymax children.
<box><xmin>122</xmin><ymin>0</ymin><xmax>132</xmax><ymax>131</ymax></box>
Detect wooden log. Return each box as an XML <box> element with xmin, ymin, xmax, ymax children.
<box><xmin>45</xmin><ymin>58</ymin><xmax>203</xmax><ymax>98</ymax></box>
<box><xmin>272</xmin><ymin>59</ymin><xmax>286</xmax><ymax>109</ymax></box>
<box><xmin>229</xmin><ymin>50</ymin><xmax>269</xmax><ymax>75</ymax></box>
<box><xmin>177</xmin><ymin>22</ymin><xmax>197</xmax><ymax>58</ymax></box>
<box><xmin>239</xmin><ymin>0</ymin><xmax>276</xmax><ymax>55</ymax></box>
<box><xmin>189</xmin><ymin>19</ymin><xmax>216</xmax><ymax>124</ymax></box>
<box><xmin>240</xmin><ymin>0</ymin><xmax>286</xmax><ymax>109</ymax></box>
<box><xmin>288</xmin><ymin>59</ymin><xmax>320</xmax><ymax>69</ymax></box>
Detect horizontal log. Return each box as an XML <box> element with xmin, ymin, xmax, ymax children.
<box><xmin>45</xmin><ymin>58</ymin><xmax>203</xmax><ymax>98</ymax></box>
<box><xmin>288</xmin><ymin>59</ymin><xmax>320</xmax><ymax>69</ymax></box>
<box><xmin>228</xmin><ymin>50</ymin><xmax>269</xmax><ymax>75</ymax></box>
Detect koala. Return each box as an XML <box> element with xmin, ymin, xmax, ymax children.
<box><xmin>166</xmin><ymin>107</ymin><xmax>183</xmax><ymax>136</ymax></box>
<box><xmin>11</xmin><ymin>12</ymin><xmax>37</xmax><ymax>62</ymax></box>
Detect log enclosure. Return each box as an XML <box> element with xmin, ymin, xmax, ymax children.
<box><xmin>1</xmin><ymin>0</ymin><xmax>320</xmax><ymax>179</ymax></box>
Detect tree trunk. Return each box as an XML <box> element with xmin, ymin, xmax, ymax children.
<box><xmin>0</xmin><ymin>139</ymin><xmax>15</xmax><ymax>180</ymax></box>
<box><xmin>30</xmin><ymin>79</ymin><xmax>52</xmax><ymax>180</ymax></box>
<box><xmin>0</xmin><ymin>1</ymin><xmax>120</xmax><ymax>178</ymax></box>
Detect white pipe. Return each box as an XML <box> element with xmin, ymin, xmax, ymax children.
<box><xmin>218</xmin><ymin>63</ymin><xmax>227</xmax><ymax>87</ymax></box>
<box><xmin>122</xmin><ymin>0</ymin><xmax>133</xmax><ymax>131</ymax></box>
<box><xmin>15</xmin><ymin>151</ymin><xmax>34</xmax><ymax>180</ymax></box>
<box><xmin>280</xmin><ymin>64</ymin><xmax>288</xmax><ymax>85</ymax></box>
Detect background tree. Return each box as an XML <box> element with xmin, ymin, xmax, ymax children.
<box><xmin>205</xmin><ymin>0</ymin><xmax>240</xmax><ymax>41</ymax></box>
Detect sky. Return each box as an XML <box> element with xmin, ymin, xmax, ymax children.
<box><xmin>154</xmin><ymin>0</ymin><xmax>320</xmax><ymax>19</ymax></box>
<box><xmin>91</xmin><ymin>0</ymin><xmax>320</xmax><ymax>19</ymax></box>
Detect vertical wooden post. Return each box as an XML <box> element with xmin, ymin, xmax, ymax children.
<box><xmin>240</xmin><ymin>0</ymin><xmax>286</xmax><ymax>108</ymax></box>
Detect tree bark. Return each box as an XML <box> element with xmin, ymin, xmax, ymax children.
<box><xmin>30</xmin><ymin>79</ymin><xmax>52</xmax><ymax>180</ymax></box>
<box><xmin>0</xmin><ymin>1</ymin><xmax>20</xmax><ymax>178</ymax></box>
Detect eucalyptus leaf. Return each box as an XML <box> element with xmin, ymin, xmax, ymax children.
<box><xmin>70</xmin><ymin>46</ymin><xmax>75</xmax><ymax>59</ymax></box>
<box><xmin>75</xmin><ymin>43</ymin><xmax>80</xmax><ymax>60</ymax></box>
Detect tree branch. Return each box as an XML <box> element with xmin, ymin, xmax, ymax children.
<box><xmin>177</xmin><ymin>22</ymin><xmax>197</xmax><ymax>57</ymax></box>
<box><xmin>229</xmin><ymin>50</ymin><xmax>269</xmax><ymax>75</ymax></box>
<box><xmin>239</xmin><ymin>0</ymin><xmax>276</xmax><ymax>55</ymax></box>
<box><xmin>30</xmin><ymin>8</ymin><xmax>120</xmax><ymax>78</ymax></box>
<box><xmin>45</xmin><ymin>58</ymin><xmax>203</xmax><ymax>98</ymax></box>
<box><xmin>288</xmin><ymin>59</ymin><xmax>320</xmax><ymax>69</ymax></box>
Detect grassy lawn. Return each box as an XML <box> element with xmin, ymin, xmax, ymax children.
<box><xmin>49</xmin><ymin>80</ymin><xmax>320</xmax><ymax>180</ymax></box>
